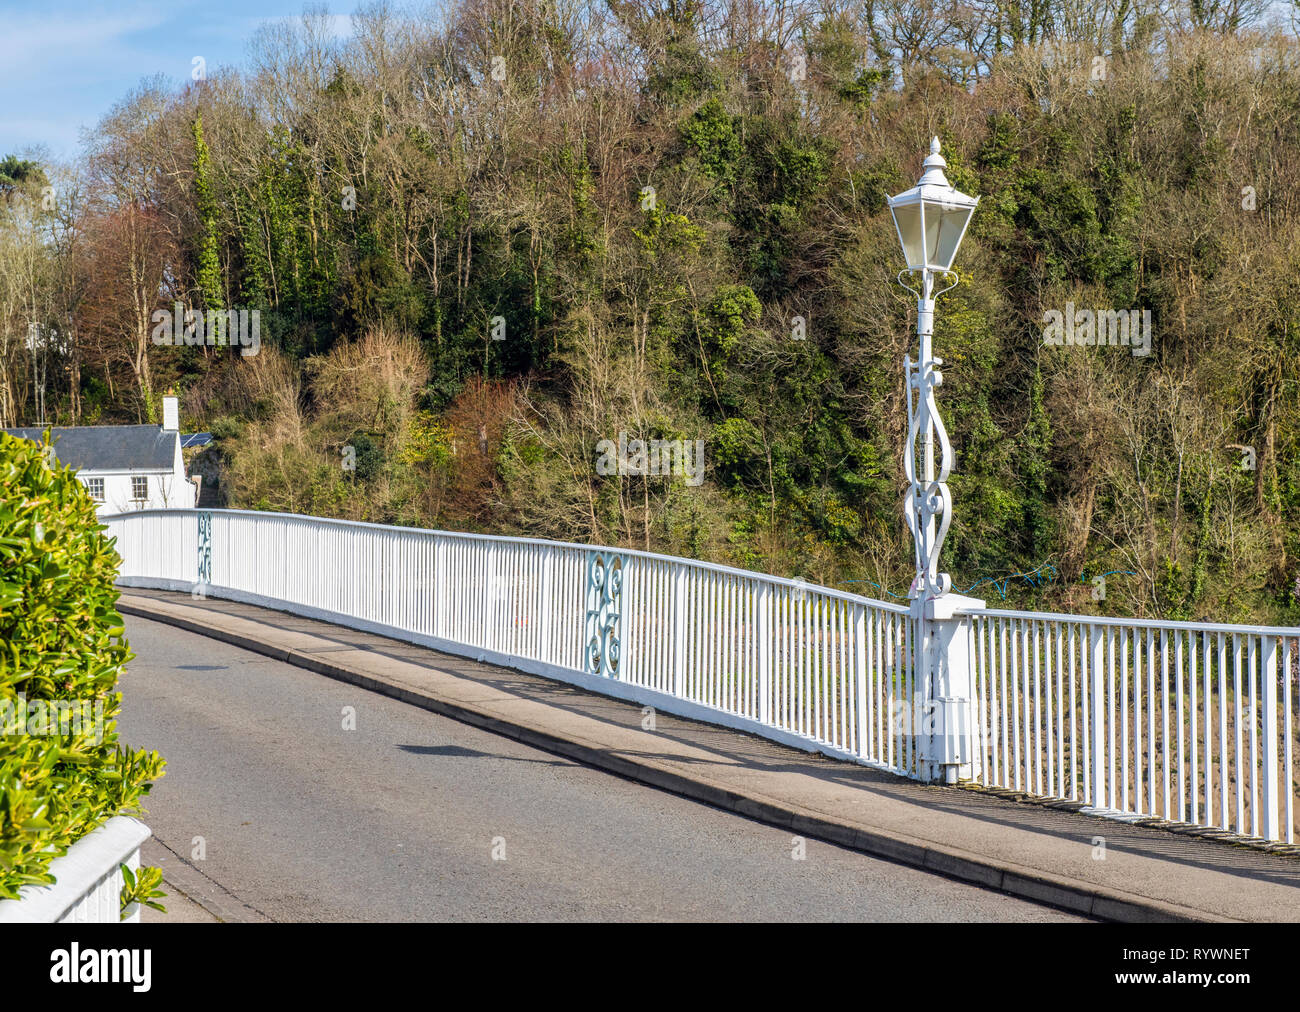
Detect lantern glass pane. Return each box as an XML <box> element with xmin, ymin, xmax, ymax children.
<box><xmin>890</xmin><ymin>202</ymin><xmax>925</xmax><ymax>270</ymax></box>
<box><xmin>925</xmin><ymin>200</ymin><xmax>973</xmax><ymax>271</ymax></box>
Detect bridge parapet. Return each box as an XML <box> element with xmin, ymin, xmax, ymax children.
<box><xmin>104</xmin><ymin>509</ymin><xmax>1299</xmax><ymax>844</ymax></box>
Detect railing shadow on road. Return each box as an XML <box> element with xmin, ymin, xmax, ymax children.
<box><xmin>396</xmin><ymin>743</ymin><xmax>569</xmax><ymax>767</ymax></box>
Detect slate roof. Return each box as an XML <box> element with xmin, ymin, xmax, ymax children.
<box><xmin>181</xmin><ymin>432</ymin><xmax>213</xmax><ymax>449</ymax></box>
<box><xmin>3</xmin><ymin>425</ymin><xmax>178</xmax><ymax>471</ymax></box>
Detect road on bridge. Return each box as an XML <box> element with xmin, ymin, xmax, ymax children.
<box><xmin>118</xmin><ymin>615</ymin><xmax>1087</xmax><ymax>922</ymax></box>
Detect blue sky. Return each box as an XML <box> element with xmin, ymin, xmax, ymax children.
<box><xmin>0</xmin><ymin>1</ymin><xmax>354</xmax><ymax>162</ymax></box>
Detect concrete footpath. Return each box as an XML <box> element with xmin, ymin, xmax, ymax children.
<box><xmin>117</xmin><ymin>588</ymin><xmax>1300</xmax><ymax>923</ymax></box>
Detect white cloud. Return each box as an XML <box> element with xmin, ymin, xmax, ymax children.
<box><xmin>0</xmin><ymin>1</ymin><xmax>359</xmax><ymax>158</ymax></box>
<box><xmin>0</xmin><ymin>5</ymin><xmax>171</xmax><ymax>78</ymax></box>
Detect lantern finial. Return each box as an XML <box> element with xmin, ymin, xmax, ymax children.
<box><xmin>919</xmin><ymin>140</ymin><xmax>950</xmax><ymax>185</ymax></box>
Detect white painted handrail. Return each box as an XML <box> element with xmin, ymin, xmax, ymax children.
<box><xmin>960</xmin><ymin>605</ymin><xmax>1300</xmax><ymax>638</ymax></box>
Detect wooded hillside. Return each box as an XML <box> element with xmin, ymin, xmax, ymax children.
<box><xmin>2</xmin><ymin>1</ymin><xmax>1297</xmax><ymax>623</ymax></box>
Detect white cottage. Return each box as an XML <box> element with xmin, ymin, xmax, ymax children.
<box><xmin>5</xmin><ymin>396</ymin><xmax>197</xmax><ymax>515</ymax></box>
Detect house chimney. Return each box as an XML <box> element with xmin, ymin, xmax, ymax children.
<box><xmin>162</xmin><ymin>393</ymin><xmax>179</xmax><ymax>431</ymax></box>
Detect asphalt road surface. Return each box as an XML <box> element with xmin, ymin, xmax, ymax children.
<box><xmin>117</xmin><ymin>615</ymin><xmax>1087</xmax><ymax>922</ymax></box>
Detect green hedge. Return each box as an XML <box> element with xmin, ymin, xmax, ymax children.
<box><xmin>0</xmin><ymin>432</ymin><xmax>165</xmax><ymax>900</ymax></box>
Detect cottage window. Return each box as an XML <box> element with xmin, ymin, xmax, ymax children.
<box><xmin>131</xmin><ymin>475</ymin><xmax>148</xmax><ymax>500</ymax></box>
<box><xmin>84</xmin><ymin>477</ymin><xmax>104</xmax><ymax>501</ymax></box>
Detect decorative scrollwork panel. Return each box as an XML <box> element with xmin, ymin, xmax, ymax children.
<box><xmin>197</xmin><ymin>511</ymin><xmax>212</xmax><ymax>585</ymax></box>
<box><xmin>904</xmin><ymin>354</ymin><xmax>953</xmax><ymax>598</ymax></box>
<box><xmin>584</xmin><ymin>551</ymin><xmax>625</xmax><ymax>678</ymax></box>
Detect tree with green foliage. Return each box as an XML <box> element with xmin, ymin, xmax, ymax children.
<box><xmin>191</xmin><ymin>114</ymin><xmax>224</xmax><ymax>314</ymax></box>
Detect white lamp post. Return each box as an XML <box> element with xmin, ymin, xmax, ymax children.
<box><xmin>888</xmin><ymin>137</ymin><xmax>978</xmax><ymax>600</ymax></box>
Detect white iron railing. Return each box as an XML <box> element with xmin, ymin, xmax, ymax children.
<box><xmin>105</xmin><ymin>509</ymin><xmax>922</xmax><ymax>779</ymax></box>
<box><xmin>104</xmin><ymin>508</ymin><xmax>1300</xmax><ymax>843</ymax></box>
<box><xmin>963</xmin><ymin>609</ymin><xmax>1298</xmax><ymax>843</ymax></box>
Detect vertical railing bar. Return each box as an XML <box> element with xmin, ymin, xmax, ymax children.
<box><xmin>1054</xmin><ymin>621</ymin><xmax>1064</xmax><ymax>798</ymax></box>
<box><xmin>655</xmin><ymin>559</ymin><xmax>664</xmax><ymax>689</ymax></box>
<box><xmin>651</xmin><ymin>560</ymin><xmax>661</xmax><ymax>689</ymax></box>
<box><xmin>1146</xmin><ymin>628</ymin><xmax>1156</xmax><ymax>818</ymax></box>
<box><xmin>1092</xmin><ymin>623</ymin><xmax>1106</xmax><ymax>809</ymax></box>
<box><xmin>821</xmin><ymin>594</ymin><xmax>831</xmax><ymax>745</ymax></box>
<box><xmin>885</xmin><ymin>612</ymin><xmax>894</xmax><ymax>771</ymax></box>
<box><xmin>821</xmin><ymin>595</ymin><xmax>830</xmax><ymax>745</ymax></box>
<box><xmin>1218</xmin><ymin>632</ymin><xmax>1228</xmax><ymax>830</ymax></box>
<box><xmin>1107</xmin><ymin>626</ymin><xmax>1116</xmax><ymax>810</ymax></box>
<box><xmin>685</xmin><ymin>566</ymin><xmax>693</xmax><ymax>701</ymax></box>
<box><xmin>893</xmin><ymin>611</ymin><xmax>902</xmax><ymax>773</ymax></box>
<box><xmin>696</xmin><ymin>569</ymin><xmax>705</xmax><ymax>704</ymax></box>
<box><xmin>720</xmin><ymin>575</ymin><xmax>730</xmax><ymax>711</ymax></box>
<box><xmin>1250</xmin><ymin>635</ymin><xmax>1260</xmax><ymax>838</ymax></box>
<box><xmin>1033</xmin><ymin>619</ymin><xmax>1043</xmax><ymax>797</ymax></box>
<box><xmin>1234</xmin><ymin>633</ymin><xmax>1244</xmax><ymax>835</ymax></box>
<box><xmin>733</xmin><ymin>575</ymin><xmax>742</xmax><ymax>714</ymax></box>
<box><xmin>1026</xmin><ymin>620</ymin><xmax>1036</xmax><ymax>794</ymax></box>
<box><xmin>806</xmin><ymin>582</ymin><xmax>816</xmax><ymax>733</ymax></box>
<box><xmin>1285</xmin><ymin>637</ymin><xmax>1294</xmax><ymax>845</ymax></box>
<box><xmin>810</xmin><ymin>590</ymin><xmax>819</xmax><ymax>741</ymax></box>
<box><xmin>1000</xmin><ymin>617</ymin><xmax>1010</xmax><ymax>789</ymax></box>
<box><xmin>1190</xmin><ymin>629</ymin><xmax>1199</xmax><ymax>826</ymax></box>
<box><xmin>822</xmin><ymin>595</ymin><xmax>833</xmax><ymax>745</ymax></box>
<box><xmin>977</xmin><ymin>617</ymin><xmax>988</xmax><ymax>783</ymax></box>
<box><xmin>716</xmin><ymin>573</ymin><xmax>725</xmax><ymax>712</ymax></box>
<box><xmin>742</xmin><ymin>576</ymin><xmax>751</xmax><ymax>715</ymax></box>
<box><xmin>877</xmin><ymin>606</ymin><xmax>887</xmax><ymax>762</ymax></box>
<box><xmin>710</xmin><ymin>572</ymin><xmax>720</xmax><ymax>710</ymax></box>
<box><xmin>854</xmin><ymin>604</ymin><xmax>866</xmax><ymax>759</ymax></box>
<box><xmin>753</xmin><ymin>581</ymin><xmax>762</xmax><ymax>721</ymax></box>
<box><xmin>1069</xmin><ymin>623</ymin><xmax>1077</xmax><ymax>801</ymax></box>
<box><xmin>799</xmin><ymin>586</ymin><xmax>809</xmax><ymax>739</ymax></box>
<box><xmin>782</xmin><ymin>589</ymin><xmax>791</xmax><ymax>728</ymax></box>
<box><xmin>906</xmin><ymin>612</ymin><xmax>915</xmax><ymax>777</ymax></box>
<box><xmin>900</xmin><ymin>613</ymin><xmax>909</xmax><ymax>775</ymax></box>
<box><xmin>1160</xmin><ymin>627</ymin><xmax>1170</xmax><ymax>821</ymax></box>
<box><xmin>1082</xmin><ymin>623</ymin><xmax>1092</xmax><ymax>805</ymax></box>
<box><xmin>974</xmin><ymin>617</ymin><xmax>988</xmax><ymax>784</ymax></box>
<box><xmin>979</xmin><ymin>617</ymin><xmax>989</xmax><ymax>785</ymax></box>
<box><xmin>984</xmin><ymin>618</ymin><xmax>993</xmax><ymax>785</ymax></box>
<box><xmin>1176</xmin><ymin>628</ymin><xmax>1186</xmax><ymax>825</ymax></box>
<box><xmin>1202</xmin><ymin>631</ymin><xmax>1212</xmax><ymax>829</ymax></box>
<box><xmin>839</xmin><ymin>601</ymin><xmax>850</xmax><ymax>751</ymax></box>
<box><xmin>1011</xmin><ymin>619</ymin><xmax>1022</xmax><ymax>792</ymax></box>
<box><xmin>1261</xmin><ymin>634</ymin><xmax>1279</xmax><ymax>841</ymax></box>
<box><xmin>985</xmin><ymin>618</ymin><xmax>997</xmax><ymax>786</ymax></box>
<box><xmin>810</xmin><ymin>592</ymin><xmax>819</xmax><ymax>741</ymax></box>
<box><xmin>702</xmin><ymin>572</ymin><xmax>712</xmax><ymax>706</ymax></box>
<box><xmin>773</xmin><ymin>587</ymin><xmax>783</xmax><ymax>726</ymax></box>
<box><xmin>758</xmin><ymin>582</ymin><xmax>771</xmax><ymax>727</ymax></box>
<box><xmin>1029</xmin><ymin>620</ymin><xmax>1041</xmax><ymax>795</ymax></box>
<box><xmin>1120</xmin><ymin>626</ymin><xmax>1130</xmax><ymax>815</ymax></box>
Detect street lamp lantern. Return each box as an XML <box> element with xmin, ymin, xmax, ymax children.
<box><xmin>887</xmin><ymin>137</ymin><xmax>979</xmax><ymax>273</ymax></box>
<box><xmin>888</xmin><ymin>137</ymin><xmax>979</xmax><ymax>602</ymax></box>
